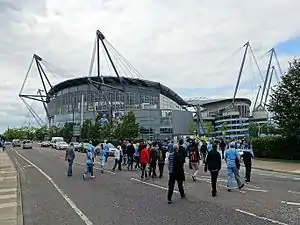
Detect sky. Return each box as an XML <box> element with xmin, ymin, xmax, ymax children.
<box><xmin>1</xmin><ymin>0</ymin><xmax>300</xmax><ymax>133</ymax></box>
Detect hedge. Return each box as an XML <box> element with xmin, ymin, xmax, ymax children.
<box><xmin>251</xmin><ymin>136</ymin><xmax>300</xmax><ymax>160</ymax></box>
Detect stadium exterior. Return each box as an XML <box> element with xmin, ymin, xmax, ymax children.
<box><xmin>46</xmin><ymin>76</ymin><xmax>193</xmax><ymax>140</ymax></box>
<box><xmin>186</xmin><ymin>98</ymin><xmax>252</xmax><ymax>139</ymax></box>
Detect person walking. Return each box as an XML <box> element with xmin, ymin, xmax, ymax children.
<box><xmin>83</xmin><ymin>148</ymin><xmax>95</xmax><ymax>180</ymax></box>
<box><xmin>65</xmin><ymin>143</ymin><xmax>76</xmax><ymax>177</ymax></box>
<box><xmin>140</xmin><ymin>144</ymin><xmax>149</xmax><ymax>180</ymax></box>
<box><xmin>241</xmin><ymin>143</ymin><xmax>254</xmax><ymax>183</ymax></box>
<box><xmin>99</xmin><ymin>144</ymin><xmax>106</xmax><ymax>173</ymax></box>
<box><xmin>200</xmin><ymin>140</ymin><xmax>208</xmax><ymax>165</ymax></box>
<box><xmin>134</xmin><ymin>142</ymin><xmax>140</xmax><ymax>169</ymax></box>
<box><xmin>219</xmin><ymin>139</ymin><xmax>226</xmax><ymax>159</ymax></box>
<box><xmin>224</xmin><ymin>142</ymin><xmax>244</xmax><ymax>192</ymax></box>
<box><xmin>127</xmin><ymin>141</ymin><xmax>135</xmax><ymax>170</ymax></box>
<box><xmin>189</xmin><ymin>140</ymin><xmax>200</xmax><ymax>181</ymax></box>
<box><xmin>149</xmin><ymin>142</ymin><xmax>158</xmax><ymax>178</ymax></box>
<box><xmin>104</xmin><ymin>141</ymin><xmax>110</xmax><ymax>162</ymax></box>
<box><xmin>112</xmin><ymin>143</ymin><xmax>122</xmax><ymax>171</ymax></box>
<box><xmin>204</xmin><ymin>144</ymin><xmax>222</xmax><ymax>197</ymax></box>
<box><xmin>167</xmin><ymin>140</ymin><xmax>186</xmax><ymax>204</ymax></box>
<box><xmin>157</xmin><ymin>142</ymin><xmax>166</xmax><ymax>178</ymax></box>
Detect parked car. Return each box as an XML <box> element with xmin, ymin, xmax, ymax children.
<box><xmin>95</xmin><ymin>143</ymin><xmax>117</xmax><ymax>156</ymax></box>
<box><xmin>41</xmin><ymin>141</ymin><xmax>51</xmax><ymax>147</ymax></box>
<box><xmin>56</xmin><ymin>141</ymin><xmax>69</xmax><ymax>150</ymax></box>
<box><xmin>70</xmin><ymin>142</ymin><xmax>80</xmax><ymax>151</ymax></box>
<box><xmin>12</xmin><ymin>139</ymin><xmax>21</xmax><ymax>147</ymax></box>
<box><xmin>51</xmin><ymin>137</ymin><xmax>64</xmax><ymax>148</ymax></box>
<box><xmin>22</xmin><ymin>140</ymin><xmax>32</xmax><ymax>149</ymax></box>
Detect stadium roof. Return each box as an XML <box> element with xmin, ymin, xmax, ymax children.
<box><xmin>47</xmin><ymin>76</ymin><xmax>189</xmax><ymax>106</ymax></box>
<box><xmin>185</xmin><ymin>98</ymin><xmax>251</xmax><ymax>106</ymax></box>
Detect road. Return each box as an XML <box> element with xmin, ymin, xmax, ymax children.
<box><xmin>6</xmin><ymin>145</ymin><xmax>300</xmax><ymax>225</ymax></box>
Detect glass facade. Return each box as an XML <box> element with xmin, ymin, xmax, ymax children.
<box><xmin>48</xmin><ymin>84</ymin><xmax>160</xmax><ymax>118</ymax></box>
<box><xmin>215</xmin><ymin>116</ymin><xmax>249</xmax><ymax>138</ymax></box>
<box><xmin>47</xmin><ymin>83</ymin><xmax>192</xmax><ymax>140</ymax></box>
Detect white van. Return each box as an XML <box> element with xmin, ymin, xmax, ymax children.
<box><xmin>51</xmin><ymin>137</ymin><xmax>64</xmax><ymax>148</ymax></box>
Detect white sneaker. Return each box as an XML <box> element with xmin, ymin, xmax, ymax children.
<box><xmin>91</xmin><ymin>175</ymin><xmax>95</xmax><ymax>178</ymax></box>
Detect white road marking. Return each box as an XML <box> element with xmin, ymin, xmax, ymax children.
<box><xmin>14</xmin><ymin>150</ymin><xmax>94</xmax><ymax>225</ymax></box>
<box><xmin>130</xmin><ymin>177</ymin><xmax>179</xmax><ymax>194</ymax></box>
<box><xmin>0</xmin><ymin>170</ymin><xmax>16</xmax><ymax>174</ymax></box>
<box><xmin>199</xmin><ymin>178</ymin><xmax>246</xmax><ymax>194</ymax></box>
<box><xmin>243</xmin><ymin>188</ymin><xmax>268</xmax><ymax>193</ymax></box>
<box><xmin>74</xmin><ymin>161</ymin><xmax>116</xmax><ymax>175</ymax></box>
<box><xmin>0</xmin><ymin>194</ymin><xmax>16</xmax><ymax>200</ymax></box>
<box><xmin>281</xmin><ymin>201</ymin><xmax>300</xmax><ymax>206</ymax></box>
<box><xmin>14</xmin><ymin>158</ymin><xmax>25</xmax><ymax>173</ymax></box>
<box><xmin>200</xmin><ymin>175</ymin><xmax>262</xmax><ymax>189</ymax></box>
<box><xmin>0</xmin><ymin>188</ymin><xmax>17</xmax><ymax>193</ymax></box>
<box><xmin>0</xmin><ymin>202</ymin><xmax>17</xmax><ymax>209</ymax></box>
<box><xmin>0</xmin><ymin>176</ymin><xmax>17</xmax><ymax>181</ymax></box>
<box><xmin>235</xmin><ymin>209</ymin><xmax>288</xmax><ymax>225</ymax></box>
<box><xmin>288</xmin><ymin>190</ymin><xmax>300</xmax><ymax>195</ymax></box>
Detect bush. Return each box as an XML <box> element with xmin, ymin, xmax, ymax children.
<box><xmin>252</xmin><ymin>136</ymin><xmax>300</xmax><ymax>160</ymax></box>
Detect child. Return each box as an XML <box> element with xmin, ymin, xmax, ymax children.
<box><xmin>99</xmin><ymin>144</ymin><xmax>106</xmax><ymax>173</ymax></box>
<box><xmin>83</xmin><ymin>148</ymin><xmax>95</xmax><ymax>180</ymax></box>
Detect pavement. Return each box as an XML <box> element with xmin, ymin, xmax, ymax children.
<box><xmin>0</xmin><ymin>151</ymin><xmax>20</xmax><ymax>225</ymax></box>
<box><xmin>251</xmin><ymin>159</ymin><xmax>300</xmax><ymax>174</ymax></box>
<box><xmin>5</xmin><ymin>145</ymin><xmax>300</xmax><ymax>225</ymax></box>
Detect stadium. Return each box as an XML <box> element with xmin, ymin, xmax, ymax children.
<box><xmin>186</xmin><ymin>97</ymin><xmax>252</xmax><ymax>138</ymax></box>
<box><xmin>19</xmin><ymin>30</ymin><xmax>193</xmax><ymax>141</ymax></box>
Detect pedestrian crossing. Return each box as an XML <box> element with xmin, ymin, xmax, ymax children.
<box><xmin>0</xmin><ymin>152</ymin><xmax>18</xmax><ymax>224</ymax></box>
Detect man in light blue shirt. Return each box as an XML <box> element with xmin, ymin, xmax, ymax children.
<box><xmin>224</xmin><ymin>142</ymin><xmax>244</xmax><ymax>191</ymax></box>
<box><xmin>104</xmin><ymin>141</ymin><xmax>110</xmax><ymax>162</ymax></box>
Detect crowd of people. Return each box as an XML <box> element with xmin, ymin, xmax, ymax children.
<box><xmin>64</xmin><ymin>138</ymin><xmax>254</xmax><ymax>204</ymax></box>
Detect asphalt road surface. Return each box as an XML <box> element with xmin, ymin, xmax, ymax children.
<box><xmin>6</xmin><ymin>145</ymin><xmax>300</xmax><ymax>225</ymax></box>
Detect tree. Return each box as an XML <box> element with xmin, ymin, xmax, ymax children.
<box><xmin>3</xmin><ymin>128</ymin><xmax>25</xmax><ymax>140</ymax></box>
<box><xmin>35</xmin><ymin>126</ymin><xmax>49</xmax><ymax>140</ymax></box>
<box><xmin>248</xmin><ymin>123</ymin><xmax>259</xmax><ymax>138</ymax></box>
<box><xmin>61</xmin><ymin>122</ymin><xmax>74</xmax><ymax>143</ymax></box>
<box><xmin>81</xmin><ymin>119</ymin><xmax>94</xmax><ymax>141</ymax></box>
<box><xmin>268</xmin><ymin>59</ymin><xmax>300</xmax><ymax>138</ymax></box>
<box><xmin>220</xmin><ymin>122</ymin><xmax>229</xmax><ymax>136</ymax></box>
<box><xmin>204</xmin><ymin>121</ymin><xmax>214</xmax><ymax>136</ymax></box>
<box><xmin>114</xmin><ymin>111</ymin><xmax>139</xmax><ymax>141</ymax></box>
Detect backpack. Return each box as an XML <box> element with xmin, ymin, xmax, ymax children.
<box><xmin>190</xmin><ymin>151</ymin><xmax>197</xmax><ymax>162</ymax></box>
<box><xmin>158</xmin><ymin>149</ymin><xmax>163</xmax><ymax>162</ymax></box>
<box><xmin>150</xmin><ymin>147</ymin><xmax>158</xmax><ymax>162</ymax></box>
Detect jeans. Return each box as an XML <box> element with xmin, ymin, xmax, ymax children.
<box><xmin>227</xmin><ymin>166</ymin><xmax>242</xmax><ymax>189</ymax></box>
<box><xmin>167</xmin><ymin>177</ymin><xmax>185</xmax><ymax>201</ymax></box>
<box><xmin>127</xmin><ymin>155</ymin><xmax>133</xmax><ymax>170</ymax></box>
<box><xmin>141</xmin><ymin>164</ymin><xmax>147</xmax><ymax>179</ymax></box>
<box><xmin>123</xmin><ymin>154</ymin><xmax>127</xmax><ymax>165</ymax></box>
<box><xmin>105</xmin><ymin>152</ymin><xmax>109</xmax><ymax>162</ymax></box>
<box><xmin>149</xmin><ymin>163</ymin><xmax>157</xmax><ymax>178</ymax></box>
<box><xmin>158</xmin><ymin>163</ymin><xmax>165</xmax><ymax>178</ymax></box>
<box><xmin>67</xmin><ymin>160</ymin><xmax>73</xmax><ymax>176</ymax></box>
<box><xmin>191</xmin><ymin>162</ymin><xmax>199</xmax><ymax>177</ymax></box>
<box><xmin>134</xmin><ymin>156</ymin><xmax>140</xmax><ymax>169</ymax></box>
<box><xmin>85</xmin><ymin>164</ymin><xmax>94</xmax><ymax>176</ymax></box>
<box><xmin>112</xmin><ymin>159</ymin><xmax>119</xmax><ymax>171</ymax></box>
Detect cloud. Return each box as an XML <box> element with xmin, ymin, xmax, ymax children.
<box><xmin>1</xmin><ymin>0</ymin><xmax>300</xmax><ymax>132</ymax></box>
